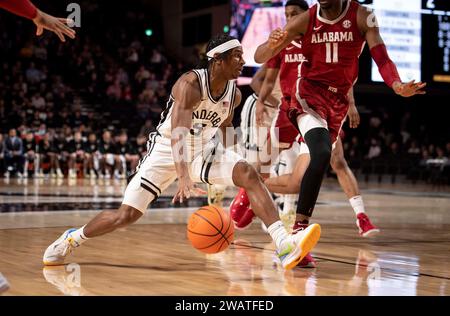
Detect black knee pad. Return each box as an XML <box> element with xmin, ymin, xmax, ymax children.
<box><xmin>304</xmin><ymin>128</ymin><xmax>332</xmax><ymax>170</ymax></box>
<box><xmin>295</xmin><ymin>128</ymin><xmax>332</xmax><ymax>217</ymax></box>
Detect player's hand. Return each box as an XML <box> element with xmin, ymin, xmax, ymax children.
<box><xmin>33</xmin><ymin>9</ymin><xmax>76</xmax><ymax>42</ymax></box>
<box><xmin>347</xmin><ymin>103</ymin><xmax>360</xmax><ymax>129</ymax></box>
<box><xmin>172</xmin><ymin>176</ymin><xmax>206</xmax><ymax>204</ymax></box>
<box><xmin>393</xmin><ymin>80</ymin><xmax>426</xmax><ymax>97</ymax></box>
<box><xmin>255</xmin><ymin>100</ymin><xmax>269</xmax><ymax>126</ymax></box>
<box><xmin>268</xmin><ymin>28</ymin><xmax>288</xmax><ymax>50</ymax></box>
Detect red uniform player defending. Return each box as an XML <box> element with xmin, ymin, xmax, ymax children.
<box><xmin>253</xmin><ymin>0</ymin><xmax>425</xmax><ymax>260</ymax></box>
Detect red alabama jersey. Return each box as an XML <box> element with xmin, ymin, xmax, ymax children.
<box><xmin>300</xmin><ymin>0</ymin><xmax>366</xmax><ymax>95</ymax></box>
<box><xmin>266</xmin><ymin>39</ymin><xmax>307</xmax><ymax>98</ymax></box>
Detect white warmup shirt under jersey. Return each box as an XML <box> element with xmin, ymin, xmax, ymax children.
<box><xmin>154</xmin><ymin>68</ymin><xmax>237</xmax><ymax>155</ymax></box>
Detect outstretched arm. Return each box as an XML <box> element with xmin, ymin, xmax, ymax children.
<box><xmin>254</xmin><ymin>11</ymin><xmax>309</xmax><ymax>64</ymax></box>
<box><xmin>358</xmin><ymin>6</ymin><xmax>425</xmax><ymax>97</ymax></box>
<box><xmin>0</xmin><ymin>0</ymin><xmax>75</xmax><ymax>41</ymax></box>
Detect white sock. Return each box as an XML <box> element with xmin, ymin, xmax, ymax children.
<box><xmin>70</xmin><ymin>225</ymin><xmax>89</xmax><ymax>246</ymax></box>
<box><xmin>267</xmin><ymin>220</ymin><xmax>289</xmax><ymax>250</ymax></box>
<box><xmin>349</xmin><ymin>195</ymin><xmax>365</xmax><ymax>215</ymax></box>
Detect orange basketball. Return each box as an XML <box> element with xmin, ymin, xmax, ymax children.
<box><xmin>187</xmin><ymin>205</ymin><xmax>234</xmax><ymax>254</ymax></box>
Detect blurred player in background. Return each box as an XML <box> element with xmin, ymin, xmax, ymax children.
<box><xmin>115</xmin><ymin>130</ymin><xmax>140</xmax><ymax>179</ymax></box>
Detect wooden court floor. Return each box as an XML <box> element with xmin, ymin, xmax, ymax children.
<box><xmin>0</xmin><ymin>178</ymin><xmax>449</xmax><ymax>296</ymax></box>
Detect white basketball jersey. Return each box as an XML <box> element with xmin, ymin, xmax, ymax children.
<box><xmin>155</xmin><ymin>68</ymin><xmax>237</xmax><ymax>148</ymax></box>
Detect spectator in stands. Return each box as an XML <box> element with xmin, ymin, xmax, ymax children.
<box><xmin>84</xmin><ymin>132</ymin><xmax>99</xmax><ymax>179</ymax></box>
<box><xmin>139</xmin><ymin>119</ymin><xmax>155</xmax><ymax>137</ymax></box>
<box><xmin>106</xmin><ymin>79</ymin><xmax>122</xmax><ymax>102</ymax></box>
<box><xmin>71</xmin><ymin>110</ymin><xmax>87</xmax><ymax>128</ymax></box>
<box><xmin>59</xmin><ymin>127</ymin><xmax>73</xmax><ymax>176</ymax></box>
<box><xmin>0</xmin><ymin>134</ymin><xmax>4</xmax><ymax>176</ymax></box>
<box><xmin>98</xmin><ymin>130</ymin><xmax>116</xmax><ymax>179</ymax></box>
<box><xmin>136</xmin><ymin>134</ymin><xmax>147</xmax><ymax>158</ymax></box>
<box><xmin>436</xmin><ymin>147</ymin><xmax>449</xmax><ymax>166</ymax></box>
<box><xmin>22</xmin><ymin>131</ymin><xmax>40</xmax><ymax>178</ymax></box>
<box><xmin>67</xmin><ymin>131</ymin><xmax>86</xmax><ymax>179</ymax></box>
<box><xmin>4</xmin><ymin>129</ymin><xmax>24</xmax><ymax>178</ymax></box>
<box><xmin>31</xmin><ymin>92</ymin><xmax>46</xmax><ymax>109</ymax></box>
<box><xmin>25</xmin><ymin>62</ymin><xmax>43</xmax><ymax>84</ymax></box>
<box><xmin>366</xmin><ymin>138</ymin><xmax>381</xmax><ymax>160</ymax></box>
<box><xmin>44</xmin><ymin>132</ymin><xmax>64</xmax><ymax>178</ymax></box>
<box><xmin>114</xmin><ymin>130</ymin><xmax>139</xmax><ymax>179</ymax></box>
<box><xmin>135</xmin><ymin>65</ymin><xmax>150</xmax><ymax>85</ymax></box>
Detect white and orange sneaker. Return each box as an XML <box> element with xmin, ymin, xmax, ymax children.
<box><xmin>43</xmin><ymin>229</ymin><xmax>80</xmax><ymax>266</ymax></box>
<box><xmin>356</xmin><ymin>213</ymin><xmax>380</xmax><ymax>238</ymax></box>
<box><xmin>277</xmin><ymin>224</ymin><xmax>321</xmax><ymax>270</ymax></box>
<box><xmin>230</xmin><ymin>188</ymin><xmax>255</xmax><ymax>230</ymax></box>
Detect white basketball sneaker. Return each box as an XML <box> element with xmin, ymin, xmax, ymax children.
<box><xmin>276</xmin><ymin>224</ymin><xmax>321</xmax><ymax>270</ymax></box>
<box><xmin>43</xmin><ymin>229</ymin><xmax>80</xmax><ymax>266</ymax></box>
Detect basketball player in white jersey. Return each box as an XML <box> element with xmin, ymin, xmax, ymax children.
<box><xmin>43</xmin><ymin>34</ymin><xmax>321</xmax><ymax>270</ymax></box>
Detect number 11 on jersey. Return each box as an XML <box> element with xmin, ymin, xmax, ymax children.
<box><xmin>325</xmin><ymin>42</ymin><xmax>339</xmax><ymax>63</ymax></box>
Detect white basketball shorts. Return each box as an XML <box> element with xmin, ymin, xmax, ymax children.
<box><xmin>122</xmin><ymin>135</ymin><xmax>245</xmax><ymax>213</ymax></box>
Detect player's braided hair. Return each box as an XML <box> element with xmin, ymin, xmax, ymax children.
<box><xmin>196</xmin><ymin>33</ymin><xmax>238</xmax><ymax>69</ymax></box>
<box><xmin>285</xmin><ymin>0</ymin><xmax>309</xmax><ymax>11</ymax></box>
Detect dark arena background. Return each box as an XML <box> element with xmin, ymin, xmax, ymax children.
<box><xmin>0</xmin><ymin>0</ymin><xmax>449</xmax><ymax>302</ymax></box>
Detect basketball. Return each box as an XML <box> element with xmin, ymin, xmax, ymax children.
<box><xmin>187</xmin><ymin>205</ymin><xmax>234</xmax><ymax>254</ymax></box>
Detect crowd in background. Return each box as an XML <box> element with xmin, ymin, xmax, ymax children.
<box><xmin>0</xmin><ymin>2</ymin><xmax>448</xmax><ymax>185</ymax></box>
<box><xmin>0</xmin><ymin>2</ymin><xmax>190</xmax><ymax>179</ymax></box>
<box><xmin>341</xmin><ymin>107</ymin><xmax>450</xmax><ymax>185</ymax></box>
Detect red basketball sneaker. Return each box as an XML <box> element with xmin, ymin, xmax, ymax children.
<box><xmin>230</xmin><ymin>188</ymin><xmax>254</xmax><ymax>230</ymax></box>
<box><xmin>356</xmin><ymin>213</ymin><xmax>380</xmax><ymax>238</ymax></box>
<box><xmin>292</xmin><ymin>221</ymin><xmax>317</xmax><ymax>268</ymax></box>
<box><xmin>234</xmin><ymin>208</ymin><xmax>255</xmax><ymax>230</ymax></box>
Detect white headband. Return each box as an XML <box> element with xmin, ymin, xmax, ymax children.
<box><xmin>206</xmin><ymin>39</ymin><xmax>241</xmax><ymax>60</ymax></box>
